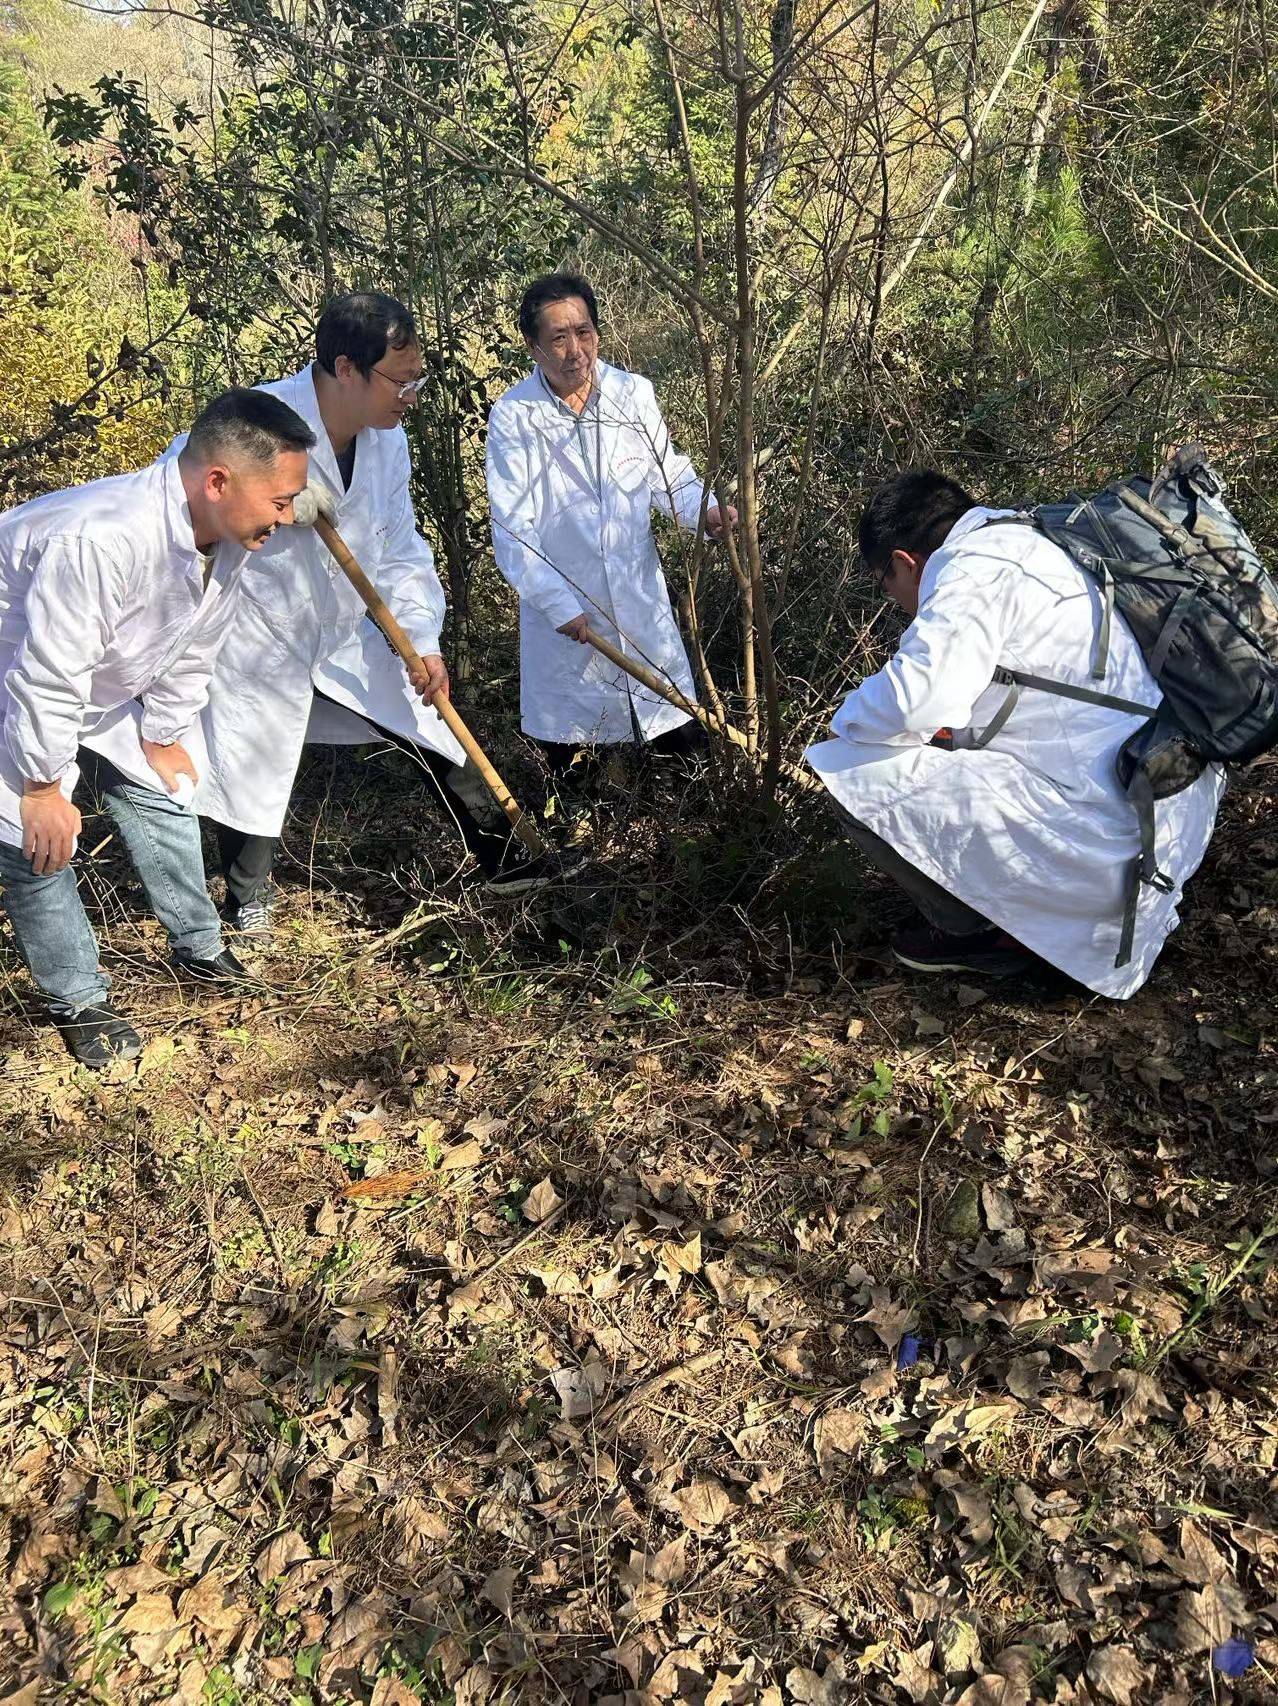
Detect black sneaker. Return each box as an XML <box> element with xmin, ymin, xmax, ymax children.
<box><xmin>482</xmin><ymin>849</ymin><xmax>586</xmax><ymax>898</ymax></box>
<box><xmin>172</xmin><ymin>946</ymin><xmax>264</xmax><ymax>987</ymax></box>
<box><xmin>55</xmin><ymin>1004</ymin><xmax>143</xmax><ymax>1068</ymax></box>
<box><xmin>891</xmin><ymin>922</ymin><xmax>1032</xmax><ymax>978</ymax></box>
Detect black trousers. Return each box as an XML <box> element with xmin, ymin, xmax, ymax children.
<box><xmin>830</xmin><ymin>801</ymin><xmax>988</xmax><ymax>936</ymax></box>
<box><xmin>538</xmin><ymin>718</ymin><xmax>708</xmax><ymax>791</ymax></box>
<box><xmin>216</xmin><ymin>692</ymin><xmax>512</xmax><ymax>906</ymax></box>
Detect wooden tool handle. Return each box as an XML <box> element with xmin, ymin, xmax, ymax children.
<box><xmin>581</xmin><ymin>628</ymin><xmax>819</xmax><ymax>794</ymax></box>
<box><xmin>314</xmin><ymin>514</ymin><xmax>546</xmax><ymax>857</ymax></box>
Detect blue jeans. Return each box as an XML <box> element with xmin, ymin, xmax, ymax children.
<box><xmin>0</xmin><ymin>751</ymin><xmax>224</xmax><ymax>1016</ymax></box>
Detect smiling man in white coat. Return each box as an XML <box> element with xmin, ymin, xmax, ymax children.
<box><xmin>805</xmin><ymin>469</ymin><xmax>1224</xmax><ymax>997</ymax></box>
<box><xmin>182</xmin><ymin>292</ymin><xmax>526</xmax><ymax>930</ymax></box>
<box><xmin>485</xmin><ymin>272</ymin><xmax>734</xmax><ymax>787</ymax></box>
<box><xmin>0</xmin><ymin>389</ymin><xmax>313</xmax><ymax>1064</ymax></box>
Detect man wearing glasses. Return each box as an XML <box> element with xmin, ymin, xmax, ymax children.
<box><xmin>179</xmin><ymin>292</ymin><xmax>528</xmax><ymax>929</ymax></box>
<box><xmin>485</xmin><ymin>273</ymin><xmax>734</xmax><ymax>790</ymax></box>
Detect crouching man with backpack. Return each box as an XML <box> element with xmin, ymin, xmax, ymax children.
<box><xmin>806</xmin><ymin>464</ymin><xmax>1249</xmax><ymax>998</ymax></box>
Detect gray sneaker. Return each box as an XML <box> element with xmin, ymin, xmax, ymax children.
<box><xmin>222</xmin><ymin>897</ymin><xmax>274</xmax><ymax>937</ymax></box>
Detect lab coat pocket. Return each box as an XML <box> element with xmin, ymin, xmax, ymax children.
<box><xmin>609</xmin><ymin>447</ymin><xmax>651</xmax><ymax>496</ymax></box>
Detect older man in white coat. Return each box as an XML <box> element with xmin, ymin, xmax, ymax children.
<box><xmin>485</xmin><ymin>272</ymin><xmax>734</xmax><ymax>788</ymax></box>
<box><xmin>160</xmin><ymin>293</ymin><xmax>527</xmax><ymax>931</ymax></box>
<box><xmin>0</xmin><ymin>389</ymin><xmax>313</xmax><ymax>1064</ymax></box>
<box><xmin>806</xmin><ymin>469</ymin><xmax>1224</xmax><ymax>998</ymax></box>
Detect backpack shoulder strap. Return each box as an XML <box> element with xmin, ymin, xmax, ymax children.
<box><xmin>949</xmin><ymin>667</ymin><xmax>1159</xmax><ymax>750</ymax></box>
<box><xmin>1000</xmin><ymin>669</ymin><xmax>1158</xmax><ymax>719</ymax></box>
<box><xmin>1117</xmin><ymin>769</ymin><xmax>1176</xmax><ymax>969</ymax></box>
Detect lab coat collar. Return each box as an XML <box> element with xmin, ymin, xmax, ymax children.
<box><xmin>944</xmin><ymin>505</ymin><xmax>1019</xmax><ymax>550</ymax></box>
<box><xmin>920</xmin><ymin>506</ymin><xmax>1020</xmax><ymax>597</ymax></box>
<box><xmin>160</xmin><ymin>451</ymin><xmax>203</xmax><ymax>581</ymax></box>
<box><xmin>280</xmin><ymin>363</ymin><xmax>373</xmax><ymax>506</ymax></box>
<box><xmin>529</xmin><ymin>360</ymin><xmax>624</xmax><ymax>417</ymax></box>
<box><xmin>527</xmin><ymin>363</ymin><xmax>615</xmax><ymax>503</ymax></box>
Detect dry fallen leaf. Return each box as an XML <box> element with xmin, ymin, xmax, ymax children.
<box><xmin>255</xmin><ymin>1528</ymin><xmax>310</xmax><ymax>1584</ymax></box>
<box><xmin>860</xmin><ymin>1285</ymin><xmax>912</xmax><ymax>1350</ymax></box>
<box><xmin>438</xmin><ymin>1138</ymin><xmax>483</xmax><ymax>1172</ymax></box>
<box><xmin>937</xmin><ymin>1616</ymin><xmax>982</xmax><ymax>1677</ymax></box>
<box><xmin>665</xmin><ymin>1477</ymin><xmax>733</xmax><ymax>1533</ymax></box>
<box><xmin>925</xmin><ymin>1399</ymin><xmax>1018</xmax><ymax>1460</ymax></box>
<box><xmin>135</xmin><ymin>1034</ymin><xmax>176</xmax><ymax>1078</ymax></box>
<box><xmin>369</xmin><ymin>1678</ymin><xmax>421</xmax><ymax>1706</ymax></box>
<box><xmin>1085</xmin><ymin>1643</ymin><xmax>1153</xmax><ymax>1704</ymax></box>
<box><xmin>523</xmin><ymin>1176</ymin><xmax>563</xmax><ymax>1223</ymax></box>
<box><xmin>617</xmin><ymin>1534</ymin><xmax>689</xmax><ymax>1624</ymax></box>
<box><xmin>118</xmin><ymin>1593</ymin><xmax>176</xmax><ymax>1634</ymax></box>
<box><xmin>550</xmin><ymin>1361</ymin><xmax>607</xmax><ymax>1420</ymax></box>
<box><xmin>785</xmin><ymin>1658</ymin><xmax>847</xmax><ymax>1704</ymax></box>
<box><xmin>1174</xmin><ymin>1579</ymin><xmax>1249</xmax><ymax>1652</ymax></box>
<box><xmin>1061</xmin><ymin>1329</ymin><xmax>1124</xmax><ymax>1374</ymax></box>
<box><xmin>0</xmin><ymin>1685</ymin><xmax>42</xmax><ymax>1706</ymax></box>
<box><xmin>481</xmin><ymin>1566</ymin><xmax>517</xmax><ymax>1618</ymax></box>
<box><xmin>657</xmin><ymin>1233</ymin><xmax>703</xmax><ymax>1291</ymax></box>
<box><xmin>813</xmin><ymin>1406</ymin><xmax>867</xmax><ymax>1478</ymax></box>
<box><xmin>178</xmin><ymin>1574</ymin><xmax>246</xmax><ymax>1638</ymax></box>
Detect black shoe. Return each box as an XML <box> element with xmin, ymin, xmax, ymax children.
<box><xmin>55</xmin><ymin>1004</ymin><xmax>143</xmax><ymax>1068</ymax></box>
<box><xmin>891</xmin><ymin>922</ymin><xmax>1032</xmax><ymax>978</ymax></box>
<box><xmin>482</xmin><ymin>849</ymin><xmax>586</xmax><ymax>898</ymax></box>
<box><xmin>172</xmin><ymin>946</ymin><xmax>263</xmax><ymax>986</ymax></box>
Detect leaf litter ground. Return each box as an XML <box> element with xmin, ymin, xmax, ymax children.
<box><xmin>0</xmin><ymin>751</ymin><xmax>1276</xmax><ymax>1705</ymax></box>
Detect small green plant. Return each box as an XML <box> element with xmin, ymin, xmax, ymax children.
<box><xmin>841</xmin><ymin>1060</ymin><xmax>896</xmax><ymax>1138</ymax></box>
<box><xmin>202</xmin><ymin>1664</ymin><xmax>243</xmax><ymax>1706</ymax></box>
<box><xmin>608</xmin><ymin>965</ymin><xmax>677</xmax><ymax>1020</ymax></box>
<box><xmin>294</xmin><ymin>1642</ymin><xmax>323</xmax><ymax>1682</ymax></box>
<box><xmin>1145</xmin><ymin>1220</ymin><xmax>1278</xmax><ymax>1369</ymax></box>
<box><xmin>41</xmin><ymin>1561</ymin><xmax>124</xmax><ymax>1692</ymax></box>
<box><xmin>498</xmin><ymin>1178</ymin><xmax>528</xmax><ymax>1225</ymax></box>
<box><xmin>307</xmin><ymin>1238</ymin><xmax>364</xmax><ymax>1297</ymax></box>
<box><xmin>378</xmin><ymin>1628</ymin><xmax>450</xmax><ymax>1700</ymax></box>
<box><xmin>326</xmin><ymin>1137</ymin><xmax>385</xmax><ymax>1179</ymax></box>
<box><xmin>856</xmin><ymin>1486</ymin><xmax>902</xmax><ymax>1550</ymax></box>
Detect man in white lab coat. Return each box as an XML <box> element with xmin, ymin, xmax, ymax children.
<box><xmin>485</xmin><ymin>272</ymin><xmax>734</xmax><ymax>787</ymax></box>
<box><xmin>0</xmin><ymin>389</ymin><xmax>313</xmax><ymax>1064</ymax></box>
<box><xmin>805</xmin><ymin>469</ymin><xmax>1224</xmax><ymax>998</ymax></box>
<box><xmin>189</xmin><ymin>292</ymin><xmax>528</xmax><ymax>933</ymax></box>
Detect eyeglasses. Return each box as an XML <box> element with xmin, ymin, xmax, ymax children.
<box><xmin>870</xmin><ymin>556</ymin><xmax>905</xmax><ymax>593</ymax></box>
<box><xmin>371</xmin><ymin>365</ymin><xmax>427</xmax><ymax>400</ymax></box>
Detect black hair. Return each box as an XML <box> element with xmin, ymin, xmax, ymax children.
<box><xmin>183</xmin><ymin>387</ymin><xmax>315</xmax><ymax>465</ymax></box>
<box><xmin>858</xmin><ymin>469</ymin><xmax>977</xmax><ymax>573</ymax></box>
<box><xmin>315</xmin><ymin>291</ymin><xmax>417</xmax><ymax>378</ymax></box>
<box><xmin>517</xmin><ymin>273</ymin><xmax>600</xmax><ymax>343</ymax></box>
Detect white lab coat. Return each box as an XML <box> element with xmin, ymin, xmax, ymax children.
<box><xmin>485</xmin><ymin>360</ymin><xmax>707</xmax><ymax>744</ymax></box>
<box><xmin>122</xmin><ymin>366</ymin><xmax>465</xmax><ymax>839</ymax></box>
<box><xmin>0</xmin><ymin>458</ymin><xmax>242</xmax><ymax>850</ymax></box>
<box><xmin>805</xmin><ymin>508</ymin><xmax>1225</xmax><ymax>998</ymax></box>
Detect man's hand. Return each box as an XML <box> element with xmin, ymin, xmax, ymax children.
<box><xmin>20</xmin><ymin>781</ymin><xmax>81</xmax><ymax>875</ymax></box>
<box><xmin>556</xmin><ymin>614</ymin><xmax>593</xmax><ymax>644</ymax></box>
<box><xmin>705</xmin><ymin>504</ymin><xmax>738</xmax><ymax>541</ymax></box>
<box><xmin>141</xmin><ymin>739</ymin><xmax>199</xmax><ymax>796</ymax></box>
<box><xmin>408</xmin><ymin>652</ymin><xmax>450</xmax><ymax>706</ymax></box>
